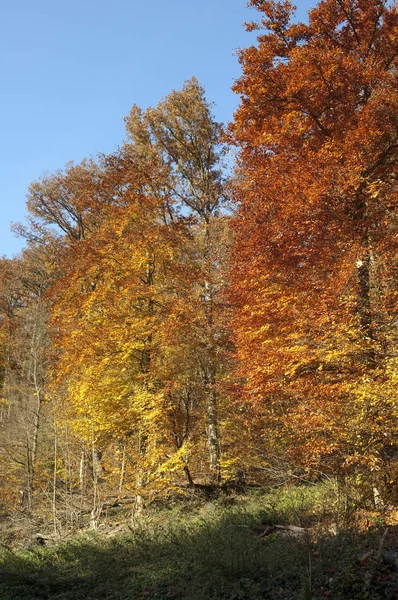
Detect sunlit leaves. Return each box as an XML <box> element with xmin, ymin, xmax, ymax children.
<box><xmin>229</xmin><ymin>0</ymin><xmax>398</xmax><ymax>486</ymax></box>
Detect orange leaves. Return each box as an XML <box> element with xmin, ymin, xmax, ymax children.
<box><xmin>229</xmin><ymin>0</ymin><xmax>398</xmax><ymax>480</ymax></box>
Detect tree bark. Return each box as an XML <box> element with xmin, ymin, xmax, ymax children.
<box><xmin>356</xmin><ymin>251</ymin><xmax>376</xmax><ymax>367</ymax></box>
<box><xmin>202</xmin><ymin>221</ymin><xmax>221</xmax><ymax>482</ymax></box>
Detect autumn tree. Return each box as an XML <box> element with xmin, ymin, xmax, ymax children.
<box><xmin>124</xmin><ymin>77</ymin><xmax>230</xmax><ymax>481</ymax></box>
<box><xmin>0</xmin><ymin>246</ymin><xmax>52</xmax><ymax>510</ymax></box>
<box><xmin>47</xmin><ymin>172</ymin><xmax>194</xmax><ymax>505</ymax></box>
<box><xmin>25</xmin><ymin>160</ymin><xmax>100</xmax><ymax>242</ymax></box>
<box><xmin>19</xmin><ymin>80</ymin><xmax>231</xmax><ymax>515</ymax></box>
<box><xmin>23</xmin><ymin>146</ymin><xmax>222</xmax><ymax>519</ymax></box>
<box><xmin>229</xmin><ymin>0</ymin><xmax>398</xmax><ymax>493</ymax></box>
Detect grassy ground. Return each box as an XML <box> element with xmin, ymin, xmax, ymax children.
<box><xmin>1</xmin><ymin>483</ymin><xmax>397</xmax><ymax>599</ymax></box>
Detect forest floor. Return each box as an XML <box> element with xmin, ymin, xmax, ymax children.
<box><xmin>1</xmin><ymin>482</ymin><xmax>398</xmax><ymax>599</ymax></box>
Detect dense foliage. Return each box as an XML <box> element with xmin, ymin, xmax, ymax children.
<box><xmin>0</xmin><ymin>0</ymin><xmax>397</xmax><ymax>529</ymax></box>
<box><xmin>229</xmin><ymin>0</ymin><xmax>398</xmax><ymax>493</ymax></box>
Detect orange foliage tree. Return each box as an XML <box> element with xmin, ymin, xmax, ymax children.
<box><xmin>229</xmin><ymin>0</ymin><xmax>398</xmax><ymax>491</ymax></box>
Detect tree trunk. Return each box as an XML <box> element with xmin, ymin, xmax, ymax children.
<box><xmin>132</xmin><ymin>253</ymin><xmax>154</xmax><ymax>526</ymax></box>
<box><xmin>118</xmin><ymin>444</ymin><xmax>126</xmax><ymax>497</ymax></box>
<box><xmin>90</xmin><ymin>427</ymin><xmax>102</xmax><ymax>530</ymax></box>
<box><xmin>356</xmin><ymin>251</ymin><xmax>376</xmax><ymax>367</ymax></box>
<box><xmin>53</xmin><ymin>418</ymin><xmax>58</xmax><ymax>537</ymax></box>
<box><xmin>205</xmin><ymin>368</ymin><xmax>220</xmax><ymax>482</ymax></box>
<box><xmin>202</xmin><ymin>221</ymin><xmax>221</xmax><ymax>482</ymax></box>
<box><xmin>26</xmin><ymin>293</ymin><xmax>46</xmax><ymax>510</ymax></box>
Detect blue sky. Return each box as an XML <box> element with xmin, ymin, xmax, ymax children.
<box><xmin>0</xmin><ymin>0</ymin><xmax>312</xmax><ymax>257</ymax></box>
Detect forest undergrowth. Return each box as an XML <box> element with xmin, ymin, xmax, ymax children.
<box><xmin>1</xmin><ymin>482</ymin><xmax>398</xmax><ymax>600</ymax></box>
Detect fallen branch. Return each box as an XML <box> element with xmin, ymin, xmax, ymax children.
<box><xmin>255</xmin><ymin>524</ymin><xmax>306</xmax><ymax>538</ymax></box>
<box><xmin>363</xmin><ymin>527</ymin><xmax>390</xmax><ymax>593</ymax></box>
<box><xmin>376</xmin><ymin>527</ymin><xmax>390</xmax><ymax>562</ymax></box>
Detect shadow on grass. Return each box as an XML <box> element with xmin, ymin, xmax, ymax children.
<box><xmin>0</xmin><ymin>505</ymin><xmax>397</xmax><ymax>600</ymax></box>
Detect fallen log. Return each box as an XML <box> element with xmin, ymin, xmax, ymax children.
<box><xmin>255</xmin><ymin>524</ymin><xmax>306</xmax><ymax>538</ymax></box>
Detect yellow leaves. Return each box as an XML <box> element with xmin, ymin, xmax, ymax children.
<box><xmin>368</xmin><ymin>179</ymin><xmax>384</xmax><ymax>200</ymax></box>
<box><xmin>153</xmin><ymin>443</ymin><xmax>192</xmax><ymax>476</ymax></box>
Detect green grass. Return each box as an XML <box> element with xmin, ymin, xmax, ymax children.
<box><xmin>0</xmin><ymin>483</ymin><xmax>396</xmax><ymax>599</ymax></box>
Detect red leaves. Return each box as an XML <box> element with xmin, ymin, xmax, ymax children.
<box><xmin>229</xmin><ymin>0</ymin><xmax>398</xmax><ymax>476</ymax></box>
